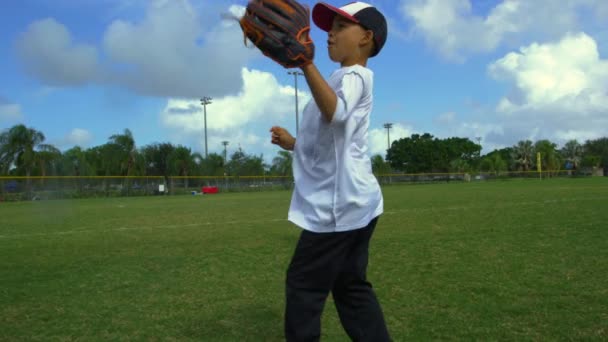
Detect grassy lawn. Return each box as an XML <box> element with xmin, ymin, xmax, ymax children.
<box><xmin>1</xmin><ymin>177</ymin><xmax>607</xmax><ymax>341</ymax></box>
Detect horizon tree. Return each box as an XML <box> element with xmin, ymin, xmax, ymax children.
<box><xmin>0</xmin><ymin>124</ymin><xmax>59</xmax><ymax>193</ymax></box>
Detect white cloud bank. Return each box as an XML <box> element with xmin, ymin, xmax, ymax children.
<box><xmin>160</xmin><ymin>67</ymin><xmax>311</xmax><ymax>156</ymax></box>
<box><xmin>438</xmin><ymin>32</ymin><xmax>608</xmax><ymax>151</ymax></box>
<box><xmin>488</xmin><ymin>32</ymin><xmax>608</xmax><ymax>143</ymax></box>
<box><xmin>400</xmin><ymin>0</ymin><xmax>608</xmax><ymax>61</ymax></box>
<box><xmin>15</xmin><ymin>1</ymin><xmax>254</xmax><ymax>98</ymax></box>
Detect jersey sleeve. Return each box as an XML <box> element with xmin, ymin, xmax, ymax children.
<box><xmin>332</xmin><ymin>71</ymin><xmax>365</xmax><ymax>124</ymax></box>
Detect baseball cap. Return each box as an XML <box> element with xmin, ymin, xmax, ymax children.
<box><xmin>312</xmin><ymin>2</ymin><xmax>387</xmax><ymax>57</ymax></box>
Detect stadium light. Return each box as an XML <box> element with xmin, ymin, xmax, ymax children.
<box><xmin>200</xmin><ymin>97</ymin><xmax>212</xmax><ymax>158</ymax></box>
<box><xmin>222</xmin><ymin>141</ymin><xmax>229</xmax><ymax>162</ymax></box>
<box><xmin>288</xmin><ymin>71</ymin><xmax>304</xmax><ymax>133</ymax></box>
<box><xmin>383</xmin><ymin>123</ymin><xmax>393</xmax><ymax>152</ymax></box>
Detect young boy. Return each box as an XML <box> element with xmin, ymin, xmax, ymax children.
<box><xmin>270</xmin><ymin>2</ymin><xmax>390</xmax><ymax>341</ymax></box>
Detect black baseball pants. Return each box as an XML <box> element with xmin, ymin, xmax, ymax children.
<box><xmin>285</xmin><ymin>217</ymin><xmax>390</xmax><ymax>342</ymax></box>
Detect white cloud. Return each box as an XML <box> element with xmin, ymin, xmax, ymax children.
<box><xmin>489</xmin><ymin>33</ymin><xmax>608</xmax><ymax>108</ymax></box>
<box><xmin>0</xmin><ymin>103</ymin><xmax>23</xmax><ymax>123</ymax></box>
<box><xmin>369</xmin><ymin>123</ymin><xmax>414</xmax><ymax>157</ymax></box>
<box><xmin>225</xmin><ymin>4</ymin><xmax>246</xmax><ymax>20</ymax></box>
<box><xmin>457</xmin><ymin>122</ymin><xmax>504</xmax><ymax>140</ymax></box>
<box><xmin>453</xmin><ymin>32</ymin><xmax>608</xmax><ymax>150</ymax></box>
<box><xmin>435</xmin><ymin>33</ymin><xmax>608</xmax><ymax>153</ymax></box>
<box><xmin>445</xmin><ymin>121</ymin><xmax>505</xmax><ymax>153</ymax></box>
<box><xmin>489</xmin><ymin>32</ymin><xmax>608</xmax><ymax>112</ymax></box>
<box><xmin>430</xmin><ymin>110</ymin><xmax>505</xmax><ymax>153</ymax></box>
<box><xmin>160</xmin><ymin>67</ymin><xmax>310</xmax><ymax>157</ymax></box>
<box><xmin>434</xmin><ymin>111</ymin><xmax>457</xmax><ymax>125</ymax></box>
<box><xmin>401</xmin><ymin>0</ymin><xmax>501</xmax><ymax>60</ymax></box>
<box><xmin>422</xmin><ymin>32</ymin><xmax>608</xmax><ymax>152</ymax></box>
<box><xmin>54</xmin><ymin>128</ymin><xmax>94</xmax><ymax>149</ymax></box>
<box><xmin>102</xmin><ymin>0</ymin><xmax>252</xmax><ymax>97</ymax></box>
<box><xmin>161</xmin><ymin>68</ymin><xmax>310</xmax><ymax>132</ymax></box>
<box><xmin>16</xmin><ymin>18</ymin><xmax>99</xmax><ymax>86</ymax></box>
<box><xmin>199</xmin><ymin>131</ymin><xmax>267</xmax><ymax>159</ymax></box>
<box><xmin>400</xmin><ymin>0</ymin><xmax>608</xmax><ymax>61</ymax></box>
<box><xmin>66</xmin><ymin>128</ymin><xmax>94</xmax><ymax>147</ymax></box>
<box><xmin>15</xmin><ymin>1</ymin><xmax>256</xmax><ymax>98</ymax></box>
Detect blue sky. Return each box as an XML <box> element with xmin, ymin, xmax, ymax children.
<box><xmin>1</xmin><ymin>0</ymin><xmax>607</xmax><ymax>162</ymax></box>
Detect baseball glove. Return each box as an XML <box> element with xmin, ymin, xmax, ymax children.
<box><xmin>239</xmin><ymin>0</ymin><xmax>315</xmax><ymax>68</ymax></box>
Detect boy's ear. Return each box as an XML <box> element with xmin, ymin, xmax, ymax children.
<box><xmin>359</xmin><ymin>29</ymin><xmax>375</xmax><ymax>56</ymax></box>
<box><xmin>359</xmin><ymin>29</ymin><xmax>374</xmax><ymax>46</ymax></box>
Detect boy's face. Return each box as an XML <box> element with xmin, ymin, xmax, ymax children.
<box><xmin>327</xmin><ymin>16</ymin><xmax>371</xmax><ymax>66</ymax></box>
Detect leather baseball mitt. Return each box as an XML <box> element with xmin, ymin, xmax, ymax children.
<box><xmin>239</xmin><ymin>0</ymin><xmax>315</xmax><ymax>68</ymax></box>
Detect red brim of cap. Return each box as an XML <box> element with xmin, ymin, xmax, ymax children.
<box><xmin>312</xmin><ymin>2</ymin><xmax>360</xmax><ymax>32</ymax></box>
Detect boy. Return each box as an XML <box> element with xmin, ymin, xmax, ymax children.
<box><xmin>270</xmin><ymin>2</ymin><xmax>390</xmax><ymax>341</ymax></box>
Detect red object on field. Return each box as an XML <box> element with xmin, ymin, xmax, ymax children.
<box><xmin>202</xmin><ymin>186</ymin><xmax>219</xmax><ymax>194</ymax></box>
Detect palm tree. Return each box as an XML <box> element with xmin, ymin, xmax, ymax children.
<box><xmin>481</xmin><ymin>154</ymin><xmax>507</xmax><ymax>175</ymax></box>
<box><xmin>61</xmin><ymin>146</ymin><xmax>93</xmax><ymax>176</ymax></box>
<box><xmin>511</xmin><ymin>140</ymin><xmax>535</xmax><ymax>171</ymax></box>
<box><xmin>141</xmin><ymin>142</ymin><xmax>175</xmax><ymax>188</ymax></box>
<box><xmin>449</xmin><ymin>158</ymin><xmax>471</xmax><ymax>173</ymax></box>
<box><xmin>370</xmin><ymin>154</ymin><xmax>391</xmax><ymax>175</ymax></box>
<box><xmin>561</xmin><ymin>139</ymin><xmax>583</xmax><ymax>170</ymax></box>
<box><xmin>35</xmin><ymin>147</ymin><xmax>62</xmax><ymax>177</ymax></box>
<box><xmin>34</xmin><ymin>147</ymin><xmax>62</xmax><ymax>190</ymax></box>
<box><xmin>225</xmin><ymin>148</ymin><xmax>265</xmax><ymax>177</ymax></box>
<box><xmin>109</xmin><ymin>129</ymin><xmax>136</xmax><ymax>176</ymax></box>
<box><xmin>0</xmin><ymin>124</ymin><xmax>57</xmax><ymax>193</ymax></box>
<box><xmin>169</xmin><ymin>145</ymin><xmax>196</xmax><ymax>189</ymax></box>
<box><xmin>199</xmin><ymin>153</ymin><xmax>225</xmax><ymax>177</ymax></box>
<box><xmin>271</xmin><ymin>150</ymin><xmax>293</xmax><ymax>176</ymax></box>
<box><xmin>108</xmin><ymin>129</ymin><xmax>138</xmax><ymax>194</ymax></box>
<box><xmin>535</xmin><ymin>140</ymin><xmax>562</xmax><ymax>176</ymax></box>
<box><xmin>190</xmin><ymin>152</ymin><xmax>204</xmax><ymax>175</ymax></box>
<box><xmin>86</xmin><ymin>143</ymin><xmax>122</xmax><ymax>193</ymax></box>
<box><xmin>142</xmin><ymin>143</ymin><xmax>171</xmax><ymax>176</ymax></box>
<box><xmin>59</xmin><ymin>146</ymin><xmax>92</xmax><ymax>194</ymax></box>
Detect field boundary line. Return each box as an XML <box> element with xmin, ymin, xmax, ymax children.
<box><xmin>0</xmin><ymin>218</ymin><xmax>288</xmax><ymax>240</ymax></box>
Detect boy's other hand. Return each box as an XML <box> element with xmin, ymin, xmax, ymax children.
<box><xmin>270</xmin><ymin>126</ymin><xmax>296</xmax><ymax>151</ymax></box>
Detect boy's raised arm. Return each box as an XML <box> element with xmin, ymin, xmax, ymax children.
<box><xmin>301</xmin><ymin>63</ymin><xmax>337</xmax><ymax>123</ymax></box>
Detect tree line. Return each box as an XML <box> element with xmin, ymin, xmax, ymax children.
<box><xmin>0</xmin><ymin>125</ymin><xmax>293</xmax><ymax>183</ymax></box>
<box><xmin>376</xmin><ymin>133</ymin><xmax>608</xmax><ymax>175</ymax></box>
<box><xmin>1</xmin><ymin>124</ymin><xmax>607</xmax><ymax>181</ymax></box>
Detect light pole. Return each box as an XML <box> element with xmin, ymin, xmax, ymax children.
<box><xmin>288</xmin><ymin>71</ymin><xmax>304</xmax><ymax>133</ymax></box>
<box><xmin>383</xmin><ymin>123</ymin><xmax>393</xmax><ymax>153</ymax></box>
<box><xmin>222</xmin><ymin>141</ymin><xmax>229</xmax><ymax>162</ymax></box>
<box><xmin>200</xmin><ymin>97</ymin><xmax>212</xmax><ymax>158</ymax></box>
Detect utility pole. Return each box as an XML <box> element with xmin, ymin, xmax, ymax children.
<box><xmin>288</xmin><ymin>71</ymin><xmax>304</xmax><ymax>133</ymax></box>
<box><xmin>383</xmin><ymin>123</ymin><xmax>393</xmax><ymax>153</ymax></box>
<box><xmin>222</xmin><ymin>141</ymin><xmax>229</xmax><ymax>162</ymax></box>
<box><xmin>200</xmin><ymin>97</ymin><xmax>212</xmax><ymax>158</ymax></box>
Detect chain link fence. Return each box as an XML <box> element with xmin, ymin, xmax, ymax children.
<box><xmin>0</xmin><ymin>169</ymin><xmax>602</xmax><ymax>202</ymax></box>
<box><xmin>0</xmin><ymin>176</ymin><xmax>293</xmax><ymax>201</ymax></box>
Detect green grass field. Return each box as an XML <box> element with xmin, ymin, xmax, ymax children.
<box><xmin>1</xmin><ymin>178</ymin><xmax>607</xmax><ymax>341</ymax></box>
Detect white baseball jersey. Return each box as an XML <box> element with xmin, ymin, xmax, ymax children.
<box><xmin>289</xmin><ymin>64</ymin><xmax>383</xmax><ymax>233</ymax></box>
